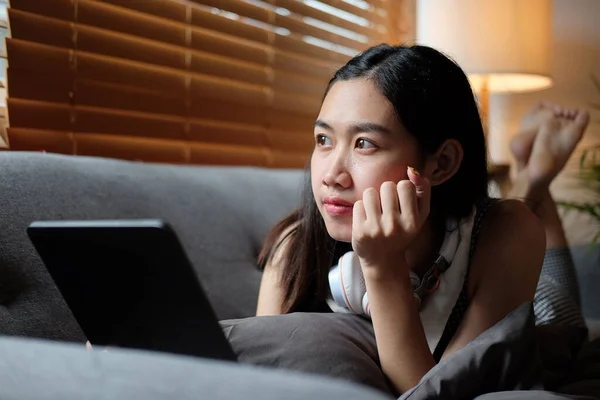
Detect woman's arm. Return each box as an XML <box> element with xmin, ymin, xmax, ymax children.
<box><xmin>363</xmin><ymin>261</ymin><xmax>436</xmax><ymax>394</ymax></box>
<box><xmin>362</xmin><ymin>198</ymin><xmax>545</xmax><ymax>395</ymax></box>
<box><xmin>256</xmin><ymin>225</ymin><xmax>296</xmax><ymax>316</ymax></box>
<box><xmin>256</xmin><ymin>264</ymin><xmax>285</xmax><ymax>316</ymax></box>
<box><xmin>353</xmin><ymin>169</ymin><xmax>436</xmax><ymax>394</ymax></box>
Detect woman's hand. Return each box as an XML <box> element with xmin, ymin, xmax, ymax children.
<box><xmin>351</xmin><ymin>167</ymin><xmax>431</xmax><ymax>272</ymax></box>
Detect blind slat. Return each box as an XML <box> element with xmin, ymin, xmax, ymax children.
<box><xmin>274</xmin><ymin>14</ymin><xmax>365</xmax><ymax>52</ymax></box>
<box><xmin>195</xmin><ymin>0</ymin><xmax>366</xmax><ymax>51</ymax></box>
<box><xmin>274</xmin><ymin>34</ymin><xmax>350</xmax><ymax>64</ymax></box>
<box><xmin>7</xmin><ymin>39</ymin><xmax>322</xmax><ymax>117</ymax></box>
<box><xmin>6</xmin><ymin>128</ymin><xmax>288</xmax><ymax>167</ymax></box>
<box><xmin>274</xmin><ymin>51</ymin><xmax>338</xmax><ymax>81</ymax></box>
<box><xmin>7</xmin><ymin>98</ymin><xmax>188</xmax><ymax>140</ymax></box>
<box><xmin>8</xmin><ymin>0</ymin><xmax>371</xmax><ymax>64</ymax></box>
<box><xmin>8</xmin><ymin>123</ymin><xmax>313</xmax><ymax>155</ymax></box>
<box><xmin>189</xmin><ymin>142</ymin><xmax>269</xmax><ymax>166</ymax></box>
<box><xmin>7</xmin><ymin>127</ymin><xmax>75</xmax><ymax>154</ymax></box>
<box><xmin>9</xmin><ymin>8</ymin><xmax>337</xmax><ymax>85</ymax></box>
<box><xmin>274</xmin><ymin>0</ymin><xmax>383</xmax><ymax>40</ymax></box>
<box><xmin>190</xmin><ymin>4</ymin><xmax>271</xmax><ymax>44</ymax></box>
<box><xmin>363</xmin><ymin>0</ymin><xmax>389</xmax><ymax>10</ymax></box>
<box><xmin>80</xmin><ymin>0</ymin><xmax>189</xmax><ymax>47</ymax></box>
<box><xmin>271</xmin><ymin>151</ymin><xmax>309</xmax><ymax>168</ymax></box>
<box><xmin>319</xmin><ymin>0</ymin><xmax>386</xmax><ymax>25</ymax></box>
<box><xmin>78</xmin><ymin>133</ymin><xmax>190</xmax><ymax>163</ymax></box>
<box><xmin>266</xmin><ymin>131</ymin><xmax>314</xmax><ymax>153</ymax></box>
<box><xmin>9</xmin><ymin>0</ymin><xmax>72</xmax><ymax>20</ymax></box>
<box><xmin>192</xmin><ymin>0</ymin><xmax>270</xmax><ymax>24</ymax></box>
<box><xmin>8</xmin><ymin>69</ymin><xmax>320</xmax><ymax>139</ymax></box>
<box><xmin>99</xmin><ymin>0</ymin><xmax>189</xmax><ymax>23</ymax></box>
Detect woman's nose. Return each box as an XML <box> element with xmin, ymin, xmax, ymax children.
<box><xmin>322</xmin><ymin>153</ymin><xmax>351</xmax><ymax>189</ymax></box>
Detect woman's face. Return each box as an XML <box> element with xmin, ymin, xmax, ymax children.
<box><xmin>311</xmin><ymin>78</ymin><xmax>422</xmax><ymax>242</ymax></box>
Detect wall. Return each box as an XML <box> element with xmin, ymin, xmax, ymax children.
<box><xmin>488</xmin><ymin>0</ymin><xmax>600</xmax><ymax>246</ymax></box>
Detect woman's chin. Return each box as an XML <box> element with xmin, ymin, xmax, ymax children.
<box><xmin>325</xmin><ymin>224</ymin><xmax>352</xmax><ymax>243</ymax></box>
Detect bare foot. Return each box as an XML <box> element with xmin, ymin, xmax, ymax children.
<box><xmin>510</xmin><ymin>102</ymin><xmax>556</xmax><ymax>173</ymax></box>
<box><xmin>527</xmin><ymin>107</ymin><xmax>589</xmax><ymax>189</ymax></box>
<box><xmin>509</xmin><ymin>103</ymin><xmax>589</xmax><ymax>202</ymax></box>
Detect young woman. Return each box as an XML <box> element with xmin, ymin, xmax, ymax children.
<box><xmin>255</xmin><ymin>43</ymin><xmax>552</xmax><ymax>394</ymax></box>
<box><xmin>257</xmin><ymin>45</ymin><xmax>584</xmax><ymax>393</ymax></box>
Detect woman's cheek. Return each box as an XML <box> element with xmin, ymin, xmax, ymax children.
<box><xmin>351</xmin><ymin>162</ymin><xmax>408</xmax><ymax>192</ymax></box>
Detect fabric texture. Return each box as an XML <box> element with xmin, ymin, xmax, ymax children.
<box><xmin>221</xmin><ymin>312</ymin><xmax>393</xmax><ymax>395</ymax></box>
<box><xmin>400</xmin><ymin>302</ymin><xmax>600</xmax><ymax>400</ymax></box>
<box><xmin>0</xmin><ymin>335</ymin><xmax>392</xmax><ymax>400</ymax></box>
<box><xmin>223</xmin><ymin>301</ymin><xmax>600</xmax><ymax>399</ymax></box>
<box><xmin>534</xmin><ymin>247</ymin><xmax>586</xmax><ymax>329</ymax></box>
<box><xmin>541</xmin><ymin>248</ymin><xmax>582</xmax><ymax>306</ymax></box>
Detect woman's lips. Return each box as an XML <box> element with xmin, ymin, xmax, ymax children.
<box><xmin>323</xmin><ymin>196</ymin><xmax>354</xmax><ymax>216</ymax></box>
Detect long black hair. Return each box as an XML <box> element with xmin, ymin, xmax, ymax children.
<box><xmin>258</xmin><ymin>44</ymin><xmax>489</xmax><ymax>313</ymax></box>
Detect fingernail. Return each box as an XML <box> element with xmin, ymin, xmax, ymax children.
<box><xmin>408</xmin><ymin>166</ymin><xmax>420</xmax><ymax>176</ymax></box>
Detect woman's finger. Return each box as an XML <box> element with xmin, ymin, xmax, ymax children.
<box><xmin>362</xmin><ymin>187</ymin><xmax>381</xmax><ymax>222</ymax></box>
<box><xmin>379</xmin><ymin>181</ymin><xmax>400</xmax><ymax>220</ymax></box>
<box><xmin>397</xmin><ymin>180</ymin><xmax>418</xmax><ymax>220</ymax></box>
<box><xmin>353</xmin><ymin>199</ymin><xmax>366</xmax><ymax>229</ymax></box>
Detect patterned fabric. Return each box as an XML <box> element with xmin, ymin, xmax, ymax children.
<box><xmin>539</xmin><ymin>247</ymin><xmax>581</xmax><ymax>307</ymax></box>
<box><xmin>534</xmin><ymin>248</ymin><xmax>585</xmax><ymax>327</ymax></box>
<box><xmin>432</xmin><ymin>197</ymin><xmax>498</xmax><ymax>362</ymax></box>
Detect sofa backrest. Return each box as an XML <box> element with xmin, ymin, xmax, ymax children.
<box><xmin>0</xmin><ymin>151</ymin><xmax>304</xmax><ymax>341</ymax></box>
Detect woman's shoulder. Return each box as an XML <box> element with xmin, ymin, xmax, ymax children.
<box><xmin>467</xmin><ymin>198</ymin><xmax>546</xmax><ymax>295</ymax></box>
<box><xmin>477</xmin><ymin>198</ymin><xmax>545</xmax><ymax>256</ymax></box>
<box><xmin>485</xmin><ymin>196</ymin><xmax>533</xmax><ymax>217</ymax></box>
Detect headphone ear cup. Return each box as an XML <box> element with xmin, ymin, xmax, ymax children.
<box><xmin>341</xmin><ymin>252</ymin><xmax>366</xmax><ymax>313</ymax></box>
<box><xmin>328</xmin><ymin>262</ymin><xmax>347</xmax><ymax>309</ymax></box>
<box><xmin>362</xmin><ymin>292</ymin><xmax>370</xmax><ymax>316</ymax></box>
<box><xmin>328</xmin><ymin>251</ymin><xmax>368</xmax><ymax>314</ymax></box>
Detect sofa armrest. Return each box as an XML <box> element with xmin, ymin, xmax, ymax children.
<box><xmin>0</xmin><ymin>336</ymin><xmax>392</xmax><ymax>400</ymax></box>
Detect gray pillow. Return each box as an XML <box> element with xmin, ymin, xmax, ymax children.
<box><xmin>220</xmin><ymin>312</ymin><xmax>394</xmax><ymax>395</ymax></box>
<box><xmin>398</xmin><ymin>302</ymin><xmax>544</xmax><ymax>400</ymax></box>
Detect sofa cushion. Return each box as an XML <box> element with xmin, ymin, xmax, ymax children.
<box><xmin>0</xmin><ymin>152</ymin><xmax>304</xmax><ymax>340</ymax></box>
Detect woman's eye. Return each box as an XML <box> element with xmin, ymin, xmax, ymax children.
<box><xmin>316</xmin><ymin>135</ymin><xmax>332</xmax><ymax>147</ymax></box>
<box><xmin>356</xmin><ymin>138</ymin><xmax>376</xmax><ymax>150</ymax></box>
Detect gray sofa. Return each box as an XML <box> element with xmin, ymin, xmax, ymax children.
<box><xmin>0</xmin><ymin>151</ymin><xmax>394</xmax><ymax>399</ymax></box>
<box><xmin>1</xmin><ymin>151</ymin><xmax>598</xmax><ymax>399</ymax></box>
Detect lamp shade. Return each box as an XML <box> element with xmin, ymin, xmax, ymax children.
<box><xmin>416</xmin><ymin>0</ymin><xmax>553</xmax><ymax>93</ymax></box>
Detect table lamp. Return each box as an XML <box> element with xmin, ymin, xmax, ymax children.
<box><xmin>416</xmin><ymin>0</ymin><xmax>553</xmax><ymax>167</ymax></box>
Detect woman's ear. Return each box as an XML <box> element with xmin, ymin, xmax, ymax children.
<box><xmin>424</xmin><ymin>139</ymin><xmax>464</xmax><ymax>186</ymax></box>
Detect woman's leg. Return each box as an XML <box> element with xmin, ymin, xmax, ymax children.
<box><xmin>508</xmin><ymin>103</ymin><xmax>590</xmax><ymax>326</ymax></box>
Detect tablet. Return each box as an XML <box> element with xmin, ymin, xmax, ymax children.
<box><xmin>27</xmin><ymin>219</ymin><xmax>237</xmax><ymax>362</ymax></box>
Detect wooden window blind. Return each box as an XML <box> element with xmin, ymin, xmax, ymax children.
<box><xmin>4</xmin><ymin>0</ymin><xmax>407</xmax><ymax>167</ymax></box>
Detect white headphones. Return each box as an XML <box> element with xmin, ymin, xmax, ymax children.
<box><xmin>328</xmin><ymin>220</ymin><xmax>461</xmax><ymax>317</ymax></box>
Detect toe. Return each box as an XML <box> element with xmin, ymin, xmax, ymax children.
<box><xmin>574</xmin><ymin>110</ymin><xmax>590</xmax><ymax>128</ymax></box>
